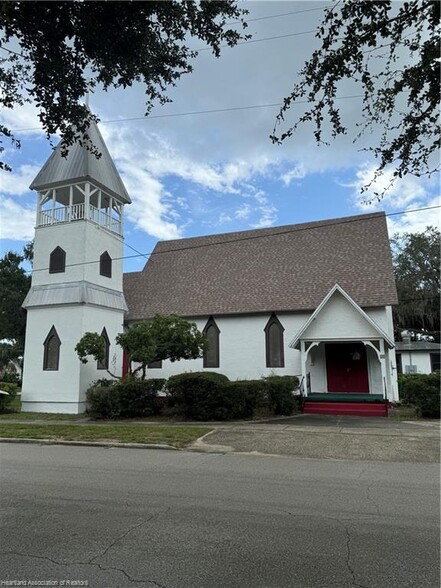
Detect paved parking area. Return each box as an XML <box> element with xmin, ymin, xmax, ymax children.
<box><xmin>191</xmin><ymin>415</ymin><xmax>441</xmax><ymax>462</ymax></box>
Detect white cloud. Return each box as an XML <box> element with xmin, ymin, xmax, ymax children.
<box><xmin>251</xmin><ymin>204</ymin><xmax>278</xmax><ymax>229</ymax></box>
<box><xmin>234</xmin><ymin>203</ymin><xmax>252</xmax><ymax>220</ymax></box>
<box><xmin>281</xmin><ymin>164</ymin><xmax>306</xmax><ymax>186</ymax></box>
<box><xmin>0</xmin><ymin>198</ymin><xmax>35</xmax><ymax>240</ymax></box>
<box><xmin>0</xmin><ymin>101</ymin><xmax>43</xmax><ymax>136</ymax></box>
<box><xmin>0</xmin><ymin>164</ymin><xmax>40</xmax><ymax>196</ymax></box>
<box><xmin>387</xmin><ymin>195</ymin><xmax>441</xmax><ymax>235</ymax></box>
<box><xmin>119</xmin><ymin>164</ymin><xmax>181</xmax><ymax>241</ymax></box>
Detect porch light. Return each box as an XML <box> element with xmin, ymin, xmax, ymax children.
<box><xmin>352</xmin><ymin>351</ymin><xmax>361</xmax><ymax>360</ymax></box>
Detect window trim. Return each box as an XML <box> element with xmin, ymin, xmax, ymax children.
<box><xmin>49</xmin><ymin>246</ymin><xmax>66</xmax><ymax>274</ymax></box>
<box><xmin>203</xmin><ymin>316</ymin><xmax>220</xmax><ymax>368</ymax></box>
<box><xmin>97</xmin><ymin>328</ymin><xmax>110</xmax><ymax>370</ymax></box>
<box><xmin>43</xmin><ymin>326</ymin><xmax>61</xmax><ymax>371</ymax></box>
<box><xmin>264</xmin><ymin>313</ymin><xmax>285</xmax><ymax>368</ymax></box>
<box><xmin>100</xmin><ymin>251</ymin><xmax>112</xmax><ymax>278</ymax></box>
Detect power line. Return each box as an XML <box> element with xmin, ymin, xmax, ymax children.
<box><xmin>27</xmin><ymin>205</ymin><xmax>441</xmax><ymax>274</ymax></box>
<box><xmin>10</xmin><ymin>93</ymin><xmax>367</xmax><ymax>132</ymax></box>
<box><xmin>224</xmin><ymin>5</ymin><xmax>332</xmax><ymax>26</ymax></box>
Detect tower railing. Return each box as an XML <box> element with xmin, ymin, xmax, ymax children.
<box><xmin>37</xmin><ymin>203</ymin><xmax>121</xmax><ymax>235</ymax></box>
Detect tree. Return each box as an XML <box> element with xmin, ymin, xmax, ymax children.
<box><xmin>76</xmin><ymin>314</ymin><xmax>207</xmax><ymax>379</ymax></box>
<box><xmin>391</xmin><ymin>227</ymin><xmax>440</xmax><ymax>341</ymax></box>
<box><xmin>271</xmin><ymin>1</ymin><xmax>440</xmax><ymax>198</ymax></box>
<box><xmin>0</xmin><ymin>1</ymin><xmax>248</xmax><ymax>170</ymax></box>
<box><xmin>0</xmin><ymin>251</ymin><xmax>30</xmax><ymax>349</ymax></box>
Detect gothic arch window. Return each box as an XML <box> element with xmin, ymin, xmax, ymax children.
<box><xmin>203</xmin><ymin>316</ymin><xmax>220</xmax><ymax>368</ymax></box>
<box><xmin>264</xmin><ymin>313</ymin><xmax>285</xmax><ymax>368</ymax></box>
<box><xmin>43</xmin><ymin>326</ymin><xmax>61</xmax><ymax>371</ymax></box>
<box><xmin>100</xmin><ymin>251</ymin><xmax>112</xmax><ymax>278</ymax></box>
<box><xmin>49</xmin><ymin>246</ymin><xmax>66</xmax><ymax>273</ymax></box>
<box><xmin>97</xmin><ymin>328</ymin><xmax>110</xmax><ymax>370</ymax></box>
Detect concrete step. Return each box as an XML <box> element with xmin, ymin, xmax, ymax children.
<box><xmin>303</xmin><ymin>401</ymin><xmax>388</xmax><ymax>417</ymax></box>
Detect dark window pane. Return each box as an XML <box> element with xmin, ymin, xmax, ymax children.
<box><xmin>265</xmin><ymin>314</ymin><xmax>284</xmax><ymax>368</ymax></box>
<box><xmin>100</xmin><ymin>251</ymin><xmax>112</xmax><ymax>278</ymax></box>
<box><xmin>97</xmin><ymin>329</ymin><xmax>110</xmax><ymax>370</ymax></box>
<box><xmin>49</xmin><ymin>247</ymin><xmax>66</xmax><ymax>273</ymax></box>
<box><xmin>430</xmin><ymin>353</ymin><xmax>440</xmax><ymax>372</ymax></box>
<box><xmin>203</xmin><ymin>318</ymin><xmax>220</xmax><ymax>368</ymax></box>
<box><xmin>43</xmin><ymin>327</ymin><xmax>61</xmax><ymax>370</ymax></box>
<box><xmin>148</xmin><ymin>360</ymin><xmax>162</xmax><ymax>369</ymax></box>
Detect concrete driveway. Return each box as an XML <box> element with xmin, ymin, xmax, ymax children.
<box><xmin>191</xmin><ymin>414</ymin><xmax>441</xmax><ymax>462</ymax></box>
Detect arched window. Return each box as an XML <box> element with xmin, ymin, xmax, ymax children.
<box><xmin>264</xmin><ymin>313</ymin><xmax>285</xmax><ymax>368</ymax></box>
<box><xmin>203</xmin><ymin>316</ymin><xmax>220</xmax><ymax>368</ymax></box>
<box><xmin>49</xmin><ymin>246</ymin><xmax>66</xmax><ymax>273</ymax></box>
<box><xmin>97</xmin><ymin>328</ymin><xmax>110</xmax><ymax>370</ymax></box>
<box><xmin>43</xmin><ymin>326</ymin><xmax>61</xmax><ymax>370</ymax></box>
<box><xmin>100</xmin><ymin>251</ymin><xmax>112</xmax><ymax>278</ymax></box>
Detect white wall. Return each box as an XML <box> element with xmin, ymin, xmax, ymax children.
<box><xmin>145</xmin><ymin>313</ymin><xmax>307</xmax><ymax>381</ymax></box>
<box><xmin>398</xmin><ymin>351</ymin><xmax>433</xmax><ymax>374</ymax></box>
<box><xmin>32</xmin><ymin>221</ymin><xmax>124</xmax><ymax>290</ymax></box>
<box><xmin>21</xmin><ymin>304</ymin><xmax>125</xmax><ymax>413</ymax></box>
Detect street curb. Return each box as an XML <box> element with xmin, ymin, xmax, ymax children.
<box><xmin>0</xmin><ymin>437</ymin><xmax>179</xmax><ymax>450</ymax></box>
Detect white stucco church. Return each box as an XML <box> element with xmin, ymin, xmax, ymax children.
<box><xmin>21</xmin><ymin>121</ymin><xmax>399</xmax><ymax>416</ymax></box>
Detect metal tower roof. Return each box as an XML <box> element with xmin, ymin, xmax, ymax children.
<box><xmin>30</xmin><ymin>118</ymin><xmax>131</xmax><ymax>204</ymax></box>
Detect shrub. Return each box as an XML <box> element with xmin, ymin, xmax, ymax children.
<box><xmin>116</xmin><ymin>378</ymin><xmax>165</xmax><ymax>418</ymax></box>
<box><xmin>166</xmin><ymin>372</ymin><xmax>230</xmax><ymax>420</ymax></box>
<box><xmin>0</xmin><ymin>371</ymin><xmax>21</xmax><ymax>385</ymax></box>
<box><xmin>0</xmin><ymin>381</ymin><xmax>19</xmax><ymax>412</ymax></box>
<box><xmin>398</xmin><ymin>372</ymin><xmax>440</xmax><ymax>418</ymax></box>
<box><xmin>86</xmin><ymin>378</ymin><xmax>166</xmax><ymax>419</ymax></box>
<box><xmin>86</xmin><ymin>386</ymin><xmax>120</xmax><ymax>419</ymax></box>
<box><xmin>263</xmin><ymin>375</ymin><xmax>300</xmax><ymax>415</ymax></box>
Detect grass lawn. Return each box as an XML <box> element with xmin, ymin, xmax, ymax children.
<box><xmin>0</xmin><ymin>423</ymin><xmax>212</xmax><ymax>447</ymax></box>
<box><xmin>0</xmin><ymin>411</ymin><xmax>88</xmax><ymax>420</ymax></box>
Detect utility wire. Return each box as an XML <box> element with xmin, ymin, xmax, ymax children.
<box><xmin>27</xmin><ymin>205</ymin><xmax>441</xmax><ymax>274</ymax></box>
<box><xmin>224</xmin><ymin>4</ymin><xmax>332</xmax><ymax>26</ymax></box>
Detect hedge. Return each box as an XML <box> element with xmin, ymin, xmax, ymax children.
<box><xmin>0</xmin><ymin>381</ymin><xmax>19</xmax><ymax>413</ymax></box>
<box><xmin>166</xmin><ymin>372</ymin><xmax>300</xmax><ymax>420</ymax></box>
<box><xmin>398</xmin><ymin>373</ymin><xmax>440</xmax><ymax>418</ymax></box>
<box><xmin>86</xmin><ymin>377</ymin><xmax>166</xmax><ymax>419</ymax></box>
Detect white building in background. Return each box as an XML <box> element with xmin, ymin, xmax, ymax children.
<box><xmin>21</xmin><ymin>121</ymin><xmax>131</xmax><ymax>413</ymax></box>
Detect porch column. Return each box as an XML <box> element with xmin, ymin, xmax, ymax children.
<box><xmin>300</xmin><ymin>339</ymin><xmax>308</xmax><ymax>396</ymax></box>
<box><xmin>379</xmin><ymin>339</ymin><xmax>388</xmax><ymax>400</ymax></box>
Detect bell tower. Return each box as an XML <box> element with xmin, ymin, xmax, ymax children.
<box><xmin>21</xmin><ymin>120</ymin><xmax>131</xmax><ymax>413</ymax></box>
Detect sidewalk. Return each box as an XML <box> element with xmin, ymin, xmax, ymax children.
<box><xmin>1</xmin><ymin>414</ymin><xmax>439</xmax><ymax>462</ymax></box>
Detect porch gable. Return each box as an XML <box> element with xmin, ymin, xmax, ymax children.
<box><xmin>289</xmin><ymin>284</ymin><xmax>394</xmax><ymax>349</ymax></box>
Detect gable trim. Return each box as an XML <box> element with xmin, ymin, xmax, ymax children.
<box><xmin>289</xmin><ymin>284</ymin><xmax>394</xmax><ymax>349</ymax></box>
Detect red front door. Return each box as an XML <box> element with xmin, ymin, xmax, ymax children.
<box><xmin>325</xmin><ymin>343</ymin><xmax>369</xmax><ymax>393</ymax></box>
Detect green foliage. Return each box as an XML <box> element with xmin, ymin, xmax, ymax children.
<box><xmin>116</xmin><ymin>378</ymin><xmax>166</xmax><ymax>418</ymax></box>
<box><xmin>86</xmin><ymin>377</ymin><xmax>165</xmax><ymax>419</ymax></box>
<box><xmin>398</xmin><ymin>373</ymin><xmax>440</xmax><ymax>418</ymax></box>
<box><xmin>75</xmin><ymin>332</ymin><xmax>105</xmax><ymax>364</ymax></box>
<box><xmin>0</xmin><ymin>1</ymin><xmax>248</xmax><ymax>171</ymax></box>
<box><xmin>117</xmin><ymin>315</ymin><xmax>207</xmax><ymax>379</ymax></box>
<box><xmin>263</xmin><ymin>375</ymin><xmax>300</xmax><ymax>415</ymax></box>
<box><xmin>0</xmin><ymin>251</ymin><xmax>30</xmax><ymax>347</ymax></box>
<box><xmin>166</xmin><ymin>372</ymin><xmax>300</xmax><ymax>420</ymax></box>
<box><xmin>271</xmin><ymin>1</ymin><xmax>440</xmax><ymax>196</ymax></box>
<box><xmin>391</xmin><ymin>227</ymin><xmax>440</xmax><ymax>338</ymax></box>
<box><xmin>86</xmin><ymin>386</ymin><xmax>120</xmax><ymax>420</ymax></box>
<box><xmin>0</xmin><ymin>381</ymin><xmax>19</xmax><ymax>413</ymax></box>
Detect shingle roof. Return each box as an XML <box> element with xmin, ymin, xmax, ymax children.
<box><xmin>30</xmin><ymin>119</ymin><xmax>131</xmax><ymax>203</ymax></box>
<box><xmin>395</xmin><ymin>341</ymin><xmax>440</xmax><ymax>352</ymax></box>
<box><xmin>123</xmin><ymin>212</ymin><xmax>398</xmax><ymax>321</ymax></box>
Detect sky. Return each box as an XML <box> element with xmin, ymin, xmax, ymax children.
<box><xmin>0</xmin><ymin>1</ymin><xmax>439</xmax><ymax>274</ymax></box>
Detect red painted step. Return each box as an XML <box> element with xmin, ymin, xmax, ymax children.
<box><xmin>303</xmin><ymin>401</ymin><xmax>388</xmax><ymax>417</ymax></box>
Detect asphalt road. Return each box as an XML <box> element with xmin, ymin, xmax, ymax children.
<box><xmin>1</xmin><ymin>444</ymin><xmax>439</xmax><ymax>588</ymax></box>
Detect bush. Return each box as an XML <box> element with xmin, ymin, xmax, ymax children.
<box><xmin>263</xmin><ymin>375</ymin><xmax>300</xmax><ymax>415</ymax></box>
<box><xmin>86</xmin><ymin>378</ymin><xmax>165</xmax><ymax>419</ymax></box>
<box><xmin>166</xmin><ymin>372</ymin><xmax>301</xmax><ymax>420</ymax></box>
<box><xmin>0</xmin><ymin>381</ymin><xmax>19</xmax><ymax>412</ymax></box>
<box><xmin>166</xmin><ymin>372</ymin><xmax>230</xmax><ymax>420</ymax></box>
<box><xmin>86</xmin><ymin>386</ymin><xmax>120</xmax><ymax>419</ymax></box>
<box><xmin>116</xmin><ymin>378</ymin><xmax>165</xmax><ymax>418</ymax></box>
<box><xmin>0</xmin><ymin>371</ymin><xmax>21</xmax><ymax>385</ymax></box>
<box><xmin>398</xmin><ymin>372</ymin><xmax>440</xmax><ymax>418</ymax></box>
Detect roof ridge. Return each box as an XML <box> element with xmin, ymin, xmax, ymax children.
<box><xmin>153</xmin><ymin>211</ymin><xmax>386</xmax><ymax>250</ymax></box>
